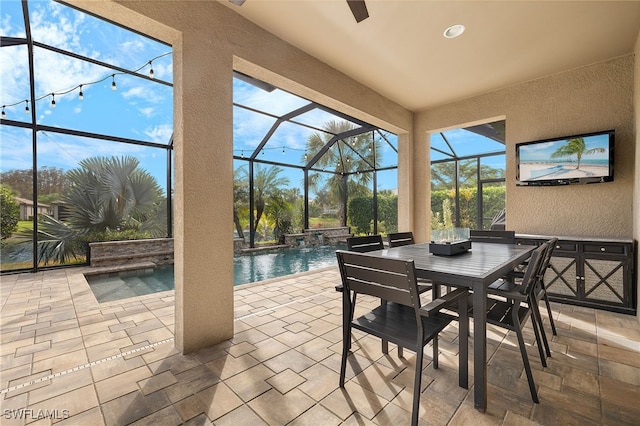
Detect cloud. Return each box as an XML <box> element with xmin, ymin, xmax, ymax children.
<box><xmin>139</xmin><ymin>107</ymin><xmax>155</xmax><ymax>118</ymax></box>
<box><xmin>145</xmin><ymin>124</ymin><xmax>173</xmax><ymax>143</ymax></box>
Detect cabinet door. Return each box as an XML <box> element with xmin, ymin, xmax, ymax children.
<box><xmin>545</xmin><ymin>256</ymin><xmax>579</xmax><ymax>299</ymax></box>
<box><xmin>582</xmin><ymin>257</ymin><xmax>628</xmax><ymax>305</ymax></box>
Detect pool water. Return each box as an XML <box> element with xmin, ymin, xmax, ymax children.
<box><xmin>86</xmin><ymin>244</ymin><xmax>344</xmax><ymax>302</ymax></box>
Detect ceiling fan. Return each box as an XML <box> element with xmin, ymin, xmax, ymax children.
<box><xmin>229</xmin><ymin>0</ymin><xmax>369</xmax><ymax>23</ymax></box>
<box><xmin>346</xmin><ymin>0</ymin><xmax>369</xmax><ymax>23</ymax></box>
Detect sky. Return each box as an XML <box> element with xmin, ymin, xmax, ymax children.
<box><xmin>1</xmin><ymin>0</ymin><xmax>173</xmax><ymax>189</ymax></box>
<box><xmin>1</xmin><ymin>0</ymin><xmax>505</xmax><ymax>199</ymax></box>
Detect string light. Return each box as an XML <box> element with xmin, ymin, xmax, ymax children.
<box><xmin>0</xmin><ymin>51</ymin><xmax>171</xmax><ymax>117</ymax></box>
<box><xmin>148</xmin><ymin>61</ymin><xmax>154</xmax><ymax>79</ymax></box>
<box><xmin>1</xmin><ymin>106</ymin><xmax>5</xmax><ymax>119</ymax></box>
<box><xmin>282</xmin><ymin>147</ymin><xmax>285</xmax><ymax>155</ymax></box>
<box><xmin>50</xmin><ymin>94</ymin><xmax>56</xmax><ymax>108</ymax></box>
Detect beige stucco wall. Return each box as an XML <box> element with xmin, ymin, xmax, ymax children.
<box><xmin>416</xmin><ymin>55</ymin><xmax>635</xmax><ymax>240</ymax></box>
<box><xmin>71</xmin><ymin>1</ymin><xmax>413</xmax><ymax>352</ymax></box>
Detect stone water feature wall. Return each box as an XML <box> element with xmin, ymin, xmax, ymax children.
<box><xmin>283</xmin><ymin>227</ymin><xmax>352</xmax><ymax>247</ymax></box>
<box><xmin>89</xmin><ymin>238</ymin><xmax>174</xmax><ymax>267</ymax></box>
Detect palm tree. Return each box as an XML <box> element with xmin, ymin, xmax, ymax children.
<box><xmin>306</xmin><ymin>120</ymin><xmax>379</xmax><ymax>226</ymax></box>
<box><xmin>550</xmin><ymin>137</ymin><xmax>605</xmax><ymax>170</ymax></box>
<box><xmin>27</xmin><ymin>156</ymin><xmax>166</xmax><ymax>264</ymax></box>
<box><xmin>236</xmin><ymin>164</ymin><xmax>290</xmax><ymax>241</ymax></box>
<box><xmin>233</xmin><ymin>165</ymin><xmax>249</xmax><ymax>239</ymax></box>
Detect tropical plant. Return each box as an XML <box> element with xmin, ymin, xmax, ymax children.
<box><xmin>24</xmin><ymin>156</ymin><xmax>166</xmax><ymax>264</ymax></box>
<box><xmin>431</xmin><ymin>160</ymin><xmax>505</xmax><ymax>191</ymax></box>
<box><xmin>550</xmin><ymin>137</ymin><xmax>605</xmax><ymax>170</ymax></box>
<box><xmin>236</xmin><ymin>164</ymin><xmax>290</xmax><ymax>240</ymax></box>
<box><xmin>306</xmin><ymin>120</ymin><xmax>378</xmax><ymax>226</ymax></box>
<box><xmin>0</xmin><ymin>185</ymin><xmax>20</xmax><ymax>241</ymax></box>
<box><xmin>233</xmin><ymin>165</ymin><xmax>249</xmax><ymax>239</ymax></box>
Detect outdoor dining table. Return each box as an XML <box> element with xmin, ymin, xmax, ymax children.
<box><xmin>367</xmin><ymin>241</ymin><xmax>536</xmax><ymax>412</ymax></box>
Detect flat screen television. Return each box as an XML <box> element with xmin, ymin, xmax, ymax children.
<box><xmin>516</xmin><ymin>130</ymin><xmax>614</xmax><ymax>186</ymax></box>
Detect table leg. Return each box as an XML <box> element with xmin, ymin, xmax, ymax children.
<box><xmin>473</xmin><ymin>285</ymin><xmax>487</xmax><ymax>412</ymax></box>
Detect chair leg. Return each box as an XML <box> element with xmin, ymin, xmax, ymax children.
<box><xmin>432</xmin><ymin>336</ymin><xmax>439</xmax><ymax>369</ymax></box>
<box><xmin>513</xmin><ymin>308</ymin><xmax>539</xmax><ymax>403</ymax></box>
<box><xmin>541</xmin><ymin>284</ymin><xmax>557</xmax><ymax>336</ymax></box>
<box><xmin>346</xmin><ymin>292</ymin><xmax>357</xmax><ymax>351</ymax></box>
<box><xmin>340</xmin><ymin>291</ymin><xmax>353</xmax><ymax>387</ymax></box>
<box><xmin>411</xmin><ymin>344</ymin><xmax>424</xmax><ymax>426</ymax></box>
<box><xmin>531</xmin><ymin>300</ymin><xmax>551</xmax><ymax>359</ymax></box>
<box><xmin>530</xmin><ymin>306</ymin><xmax>548</xmax><ymax>368</ymax></box>
<box><xmin>458</xmin><ymin>293</ymin><xmax>469</xmax><ymax>389</ymax></box>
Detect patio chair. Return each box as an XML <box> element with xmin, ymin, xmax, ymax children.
<box><xmin>346</xmin><ymin>234</ymin><xmax>385</xmax><ymax>252</ymax></box>
<box><xmin>469</xmin><ymin>229</ymin><xmax>516</xmax><ymax>244</ymax></box>
<box><xmin>387</xmin><ymin>231</ymin><xmax>415</xmax><ymax>247</ymax></box>
<box><xmin>483</xmin><ymin>243</ymin><xmax>548</xmax><ymax>403</ymax></box>
<box><xmin>344</xmin><ymin>234</ymin><xmax>432</xmax><ymax>357</ymax></box>
<box><xmin>336</xmin><ymin>250</ymin><xmax>469</xmax><ymax>426</ymax></box>
<box><xmin>502</xmin><ymin>238</ymin><xmax>559</xmax><ymax>337</ymax></box>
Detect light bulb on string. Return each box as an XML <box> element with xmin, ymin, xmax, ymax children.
<box><xmin>24</xmin><ymin>101</ymin><xmax>29</xmax><ymax>114</ymax></box>
<box><xmin>111</xmin><ymin>75</ymin><xmax>117</xmax><ymax>91</ymax></box>
<box><xmin>282</xmin><ymin>147</ymin><xmax>285</xmax><ymax>155</ymax></box>
<box><xmin>240</xmin><ymin>150</ymin><xmax>244</xmax><ymax>158</ymax></box>
<box><xmin>50</xmin><ymin>94</ymin><xmax>56</xmax><ymax>108</ymax></box>
<box><xmin>78</xmin><ymin>85</ymin><xmax>84</xmax><ymax>100</ymax></box>
<box><xmin>148</xmin><ymin>61</ymin><xmax>154</xmax><ymax>79</ymax></box>
<box><xmin>1</xmin><ymin>106</ymin><xmax>5</xmax><ymax>119</ymax></box>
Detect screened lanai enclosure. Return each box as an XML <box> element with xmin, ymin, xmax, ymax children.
<box><xmin>1</xmin><ymin>0</ymin><xmax>505</xmax><ymax>274</ymax></box>
<box><xmin>232</xmin><ymin>71</ymin><xmax>401</xmax><ymax>248</ymax></box>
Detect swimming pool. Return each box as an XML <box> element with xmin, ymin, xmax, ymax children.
<box><xmin>86</xmin><ymin>244</ymin><xmax>344</xmax><ymax>302</ymax></box>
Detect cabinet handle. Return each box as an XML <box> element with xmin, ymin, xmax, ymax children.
<box><xmin>600</xmin><ymin>247</ymin><xmax>606</xmax><ymax>252</ymax></box>
<box><xmin>556</xmin><ymin>245</ymin><xmax>560</xmax><ymax>249</ymax></box>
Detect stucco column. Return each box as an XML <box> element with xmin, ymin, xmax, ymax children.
<box><xmin>173</xmin><ymin>42</ymin><xmax>235</xmax><ymax>354</ymax></box>
<box><xmin>412</xmin><ymin>129</ymin><xmax>430</xmax><ymax>242</ymax></box>
<box><xmin>397</xmin><ymin>133</ymin><xmax>413</xmax><ymax>233</ymax></box>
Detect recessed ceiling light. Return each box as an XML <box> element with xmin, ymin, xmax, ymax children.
<box><xmin>444</xmin><ymin>24</ymin><xmax>465</xmax><ymax>39</ymax></box>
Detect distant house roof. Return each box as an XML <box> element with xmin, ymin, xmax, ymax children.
<box><xmin>14</xmin><ymin>197</ymin><xmax>50</xmax><ymax>208</ymax></box>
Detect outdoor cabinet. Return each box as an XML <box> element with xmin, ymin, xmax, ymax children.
<box><xmin>516</xmin><ymin>235</ymin><xmax>637</xmax><ymax>315</ymax></box>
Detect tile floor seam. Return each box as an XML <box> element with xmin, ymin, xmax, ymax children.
<box><xmin>0</xmin><ymin>338</ymin><xmax>174</xmax><ymax>395</ymax></box>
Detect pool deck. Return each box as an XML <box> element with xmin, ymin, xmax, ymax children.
<box><xmin>1</xmin><ymin>266</ymin><xmax>640</xmax><ymax>425</ymax></box>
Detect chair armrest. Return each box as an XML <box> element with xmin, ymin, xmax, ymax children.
<box><xmin>335</xmin><ymin>284</ymin><xmax>344</xmax><ymax>292</ymax></box>
<box><xmin>421</xmin><ymin>288</ymin><xmax>468</xmax><ymax>315</ymax></box>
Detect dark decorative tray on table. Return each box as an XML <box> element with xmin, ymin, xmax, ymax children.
<box><xmin>429</xmin><ymin>239</ymin><xmax>471</xmax><ymax>256</ymax></box>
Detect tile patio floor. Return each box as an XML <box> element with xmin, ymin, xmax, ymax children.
<box><xmin>1</xmin><ymin>266</ymin><xmax>639</xmax><ymax>425</ymax></box>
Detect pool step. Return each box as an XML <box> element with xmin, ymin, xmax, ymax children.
<box><xmin>84</xmin><ymin>261</ymin><xmax>157</xmax><ymax>276</ymax></box>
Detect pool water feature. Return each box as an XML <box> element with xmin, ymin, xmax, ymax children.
<box><xmin>85</xmin><ymin>244</ymin><xmax>345</xmax><ymax>302</ymax></box>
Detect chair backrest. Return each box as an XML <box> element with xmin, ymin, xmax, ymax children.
<box><xmin>387</xmin><ymin>232</ymin><xmax>415</xmax><ymax>248</ymax></box>
<box><xmin>518</xmin><ymin>243</ymin><xmax>548</xmax><ymax>297</ymax></box>
<box><xmin>336</xmin><ymin>250</ymin><xmax>419</xmax><ymax>308</ymax></box>
<box><xmin>537</xmin><ymin>237</ymin><xmax>558</xmax><ymax>285</ymax></box>
<box><xmin>346</xmin><ymin>235</ymin><xmax>385</xmax><ymax>253</ymax></box>
<box><xmin>470</xmin><ymin>229</ymin><xmax>516</xmax><ymax>244</ymax></box>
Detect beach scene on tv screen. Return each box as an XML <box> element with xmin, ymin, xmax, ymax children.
<box><xmin>518</xmin><ymin>134</ymin><xmax>610</xmax><ymax>181</ymax></box>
